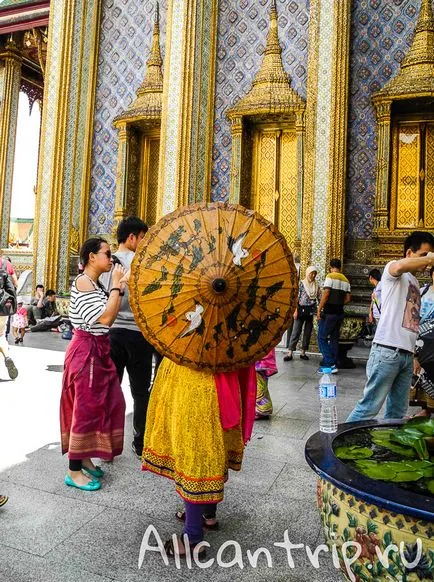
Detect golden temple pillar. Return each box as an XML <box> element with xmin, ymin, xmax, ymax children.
<box><xmin>228</xmin><ymin>117</ymin><xmax>243</xmax><ymax>205</ymax></box>
<box><xmin>372</xmin><ymin>100</ymin><xmax>392</xmax><ymax>234</ymax></box>
<box><xmin>295</xmin><ymin>110</ymin><xmax>305</xmax><ymax>241</ymax></box>
<box><xmin>157</xmin><ymin>0</ymin><xmax>218</xmax><ymax>218</ymax></box>
<box><xmin>34</xmin><ymin>0</ymin><xmax>101</xmax><ymax>292</ymax></box>
<box><xmin>113</xmin><ymin>123</ymin><xmax>131</xmax><ymax>227</ymax></box>
<box><xmin>301</xmin><ymin>0</ymin><xmax>351</xmax><ymax>276</ymax></box>
<box><xmin>0</xmin><ymin>36</ymin><xmax>22</xmax><ymax>248</ymax></box>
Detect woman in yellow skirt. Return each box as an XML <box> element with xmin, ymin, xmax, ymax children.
<box><xmin>142</xmin><ymin>357</ymin><xmax>256</xmax><ymax>557</ymax></box>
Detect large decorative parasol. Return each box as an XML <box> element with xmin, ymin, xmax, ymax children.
<box><xmin>130</xmin><ymin>202</ymin><xmax>298</xmax><ymax>372</ymax></box>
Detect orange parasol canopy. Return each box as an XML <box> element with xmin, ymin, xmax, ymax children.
<box><xmin>130</xmin><ymin>202</ymin><xmax>298</xmax><ymax>372</ymax></box>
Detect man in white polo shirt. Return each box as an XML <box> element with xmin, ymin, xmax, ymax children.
<box><xmin>347</xmin><ymin>231</ymin><xmax>434</xmax><ymax>422</ymax></box>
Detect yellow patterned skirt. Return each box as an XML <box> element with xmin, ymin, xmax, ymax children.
<box><xmin>142</xmin><ymin>358</ymin><xmax>245</xmax><ymax>503</ymax></box>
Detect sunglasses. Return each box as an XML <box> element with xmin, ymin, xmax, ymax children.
<box><xmin>96</xmin><ymin>250</ymin><xmax>112</xmax><ymax>259</ymax></box>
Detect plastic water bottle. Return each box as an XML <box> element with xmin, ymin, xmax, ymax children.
<box><xmin>319</xmin><ymin>368</ymin><xmax>338</xmax><ymax>433</ymax></box>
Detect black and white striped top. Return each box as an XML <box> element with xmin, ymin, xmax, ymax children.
<box><xmin>69</xmin><ymin>275</ymin><xmax>110</xmax><ymax>336</ymax></box>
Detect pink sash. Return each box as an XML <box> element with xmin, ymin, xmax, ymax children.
<box><xmin>214</xmin><ymin>365</ymin><xmax>257</xmax><ymax>444</ymax></box>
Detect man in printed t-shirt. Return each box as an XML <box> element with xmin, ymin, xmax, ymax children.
<box><xmin>347</xmin><ymin>231</ymin><xmax>434</xmax><ymax>422</ymax></box>
<box><xmin>316</xmin><ymin>258</ymin><xmax>351</xmax><ymax>374</ymax></box>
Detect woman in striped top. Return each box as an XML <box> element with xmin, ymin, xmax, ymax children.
<box><xmin>60</xmin><ymin>237</ymin><xmax>129</xmax><ymax>491</ymax></box>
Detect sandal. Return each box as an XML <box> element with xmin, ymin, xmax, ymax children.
<box><xmin>175</xmin><ymin>510</ymin><xmax>219</xmax><ymax>531</ymax></box>
<box><xmin>164</xmin><ymin>537</ymin><xmax>206</xmax><ymax>559</ymax></box>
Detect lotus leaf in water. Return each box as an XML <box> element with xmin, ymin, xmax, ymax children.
<box><xmin>333</xmin><ymin>419</ymin><xmax>434</xmax><ymax>497</ymax></box>
<box><xmin>406</xmin><ymin>417</ymin><xmax>434</xmax><ymax>436</ymax></box>
<box><xmin>390</xmin><ymin>428</ymin><xmax>429</xmax><ymax>460</ymax></box>
<box><xmin>334</xmin><ymin>446</ymin><xmax>373</xmax><ymax>460</ymax></box>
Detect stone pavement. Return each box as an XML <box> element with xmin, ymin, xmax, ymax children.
<box><xmin>0</xmin><ymin>338</ymin><xmax>373</xmax><ymax>582</ymax></box>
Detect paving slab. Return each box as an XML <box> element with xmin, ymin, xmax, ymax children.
<box><xmin>0</xmin><ymin>481</ymin><xmax>105</xmax><ymax>557</ymax></box>
<box><xmin>0</xmin><ymin>545</ymin><xmax>117</xmax><ymax>582</ymax></box>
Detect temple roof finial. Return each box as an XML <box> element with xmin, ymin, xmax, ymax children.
<box><xmin>373</xmin><ymin>0</ymin><xmax>434</xmax><ymax>101</ymax></box>
<box><xmin>227</xmin><ymin>0</ymin><xmax>304</xmax><ymax>119</ymax></box>
<box><xmin>113</xmin><ymin>1</ymin><xmax>163</xmax><ymax>125</ymax></box>
<box><xmin>137</xmin><ymin>1</ymin><xmax>163</xmax><ymax>95</ymax></box>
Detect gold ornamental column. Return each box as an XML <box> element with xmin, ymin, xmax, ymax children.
<box><xmin>0</xmin><ymin>36</ymin><xmax>22</xmax><ymax>248</ymax></box>
<box><xmin>301</xmin><ymin>0</ymin><xmax>351</xmax><ymax>275</ymax></box>
<box><xmin>157</xmin><ymin>0</ymin><xmax>218</xmax><ymax>218</ymax></box>
<box><xmin>113</xmin><ymin>123</ymin><xmax>131</xmax><ymax>227</ymax></box>
<box><xmin>34</xmin><ymin>0</ymin><xmax>102</xmax><ymax>291</ymax></box>
<box><xmin>372</xmin><ymin>100</ymin><xmax>392</xmax><ymax>234</ymax></box>
<box><xmin>295</xmin><ymin>110</ymin><xmax>305</xmax><ymax>241</ymax></box>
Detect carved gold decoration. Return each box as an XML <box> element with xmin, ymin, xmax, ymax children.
<box><xmin>227</xmin><ymin>0</ymin><xmax>305</xmax><ymax>252</ymax></box>
<box><xmin>425</xmin><ymin>123</ymin><xmax>434</xmax><ymax>228</ymax></box>
<box><xmin>138</xmin><ymin>129</ymin><xmax>160</xmax><ymax>225</ymax></box>
<box><xmin>70</xmin><ymin>226</ymin><xmax>80</xmax><ymax>254</ymax></box>
<box><xmin>372</xmin><ymin>0</ymin><xmax>434</xmax><ymax>254</ymax></box>
<box><xmin>113</xmin><ymin>4</ymin><xmax>162</xmax><ymax>232</ymax></box>
<box><xmin>0</xmin><ymin>35</ymin><xmax>22</xmax><ymax>249</ymax></box>
<box><xmin>300</xmin><ymin>0</ymin><xmax>320</xmax><ymax>273</ymax></box>
<box><xmin>395</xmin><ymin>124</ymin><xmax>420</xmax><ymax>229</ymax></box>
<box><xmin>326</xmin><ymin>0</ymin><xmax>351</xmax><ymax>266</ymax></box>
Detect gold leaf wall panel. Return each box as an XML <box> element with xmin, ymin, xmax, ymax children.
<box><xmin>425</xmin><ymin>124</ymin><xmax>434</xmax><ymax>229</ymax></box>
<box><xmin>279</xmin><ymin>129</ymin><xmax>298</xmax><ymax>249</ymax></box>
<box><xmin>252</xmin><ymin>131</ymin><xmax>276</xmax><ymax>224</ymax></box>
<box><xmin>251</xmin><ymin>127</ymin><xmax>298</xmax><ymax>250</ymax></box>
<box><xmin>396</xmin><ymin>124</ymin><xmax>419</xmax><ymax>229</ymax></box>
<box><xmin>145</xmin><ymin>137</ymin><xmax>160</xmax><ymax>226</ymax></box>
<box><xmin>139</xmin><ymin>133</ymin><xmax>160</xmax><ymax>227</ymax></box>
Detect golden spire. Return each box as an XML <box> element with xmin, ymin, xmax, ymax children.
<box><xmin>252</xmin><ymin>0</ymin><xmax>289</xmax><ymax>86</ymax></box>
<box><xmin>137</xmin><ymin>2</ymin><xmax>163</xmax><ymax>96</ymax></box>
<box><xmin>227</xmin><ymin>0</ymin><xmax>304</xmax><ymax>120</ymax></box>
<box><xmin>373</xmin><ymin>0</ymin><xmax>434</xmax><ymax>100</ymax></box>
<box><xmin>114</xmin><ymin>2</ymin><xmax>163</xmax><ymax>125</ymax></box>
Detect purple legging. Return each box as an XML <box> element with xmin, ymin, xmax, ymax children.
<box><xmin>183</xmin><ymin>501</ymin><xmax>217</xmax><ymax>544</ymax></box>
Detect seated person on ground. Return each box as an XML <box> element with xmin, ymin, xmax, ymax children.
<box><xmin>30</xmin><ymin>290</ymin><xmax>62</xmax><ymax>332</ymax></box>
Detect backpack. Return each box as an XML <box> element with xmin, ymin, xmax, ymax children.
<box><xmin>0</xmin><ymin>258</ymin><xmax>16</xmax><ymax>316</ymax></box>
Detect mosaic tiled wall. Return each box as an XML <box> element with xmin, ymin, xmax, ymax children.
<box><xmin>211</xmin><ymin>0</ymin><xmax>309</xmax><ymax>202</ymax></box>
<box><xmin>88</xmin><ymin>0</ymin><xmax>167</xmax><ymax>235</ymax></box>
<box><xmin>346</xmin><ymin>0</ymin><xmax>420</xmax><ymax>240</ymax></box>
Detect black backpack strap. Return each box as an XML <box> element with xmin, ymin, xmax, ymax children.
<box><xmin>421</xmin><ymin>283</ymin><xmax>430</xmax><ymax>298</ymax></box>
